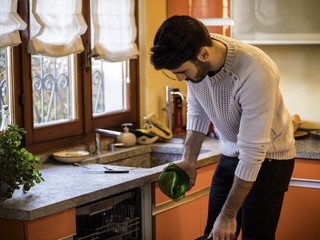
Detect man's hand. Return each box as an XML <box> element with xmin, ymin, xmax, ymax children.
<box><xmin>208</xmin><ymin>176</ymin><xmax>254</xmax><ymax>240</ymax></box>
<box><xmin>208</xmin><ymin>213</ymin><xmax>237</xmax><ymax>240</ymax></box>
<box><xmin>174</xmin><ymin>160</ymin><xmax>197</xmax><ymax>189</ymax></box>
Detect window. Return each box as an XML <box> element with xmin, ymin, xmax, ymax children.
<box><xmin>11</xmin><ymin>0</ymin><xmax>139</xmax><ymax>153</ymax></box>
<box><xmin>0</xmin><ymin>48</ymin><xmax>12</xmax><ymax>126</ymax></box>
<box><xmin>29</xmin><ymin>1</ymin><xmax>77</xmax><ymax>127</ymax></box>
<box><xmin>31</xmin><ymin>55</ymin><xmax>76</xmax><ymax>126</ymax></box>
<box><xmin>92</xmin><ymin>59</ymin><xmax>129</xmax><ymax>116</ymax></box>
<box><xmin>0</xmin><ymin>0</ymin><xmax>26</xmax><ymax>127</ymax></box>
<box><xmin>90</xmin><ymin>0</ymin><xmax>139</xmax><ymax>118</ymax></box>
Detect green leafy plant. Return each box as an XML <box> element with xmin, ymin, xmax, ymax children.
<box><xmin>0</xmin><ymin>124</ymin><xmax>44</xmax><ymax>201</ymax></box>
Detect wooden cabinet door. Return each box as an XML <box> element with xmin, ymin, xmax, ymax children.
<box><xmin>276</xmin><ymin>186</ymin><xmax>320</xmax><ymax>240</ymax></box>
<box><xmin>154</xmin><ymin>194</ymin><xmax>210</xmax><ymax>240</ymax></box>
<box><xmin>167</xmin><ymin>0</ymin><xmax>229</xmax><ymax>18</ymax></box>
<box><xmin>25</xmin><ymin>208</ymin><xmax>76</xmax><ymax>240</ymax></box>
<box><xmin>154</xmin><ymin>198</ymin><xmax>202</xmax><ymax>240</ymax></box>
<box><xmin>291</xmin><ymin>158</ymin><xmax>320</xmax><ymax>180</ymax></box>
<box><xmin>275</xmin><ymin>158</ymin><xmax>320</xmax><ymax>239</ymax></box>
<box><xmin>0</xmin><ymin>208</ymin><xmax>76</xmax><ymax>240</ymax></box>
<box><xmin>167</xmin><ymin>0</ymin><xmax>231</xmax><ymax>35</ymax></box>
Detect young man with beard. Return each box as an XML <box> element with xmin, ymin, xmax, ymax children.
<box><xmin>150</xmin><ymin>15</ymin><xmax>296</xmax><ymax>240</ymax></box>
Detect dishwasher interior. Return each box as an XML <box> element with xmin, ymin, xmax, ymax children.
<box><xmin>74</xmin><ymin>188</ymin><xmax>142</xmax><ymax>240</ymax></box>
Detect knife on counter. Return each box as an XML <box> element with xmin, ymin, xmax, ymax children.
<box><xmin>83</xmin><ymin>167</ymin><xmax>132</xmax><ymax>174</ymax></box>
<box><xmin>104</xmin><ymin>170</ymin><xmax>130</xmax><ymax>173</ymax></box>
<box><xmin>84</xmin><ymin>170</ymin><xmax>130</xmax><ymax>174</ymax></box>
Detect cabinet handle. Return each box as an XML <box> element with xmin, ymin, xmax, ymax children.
<box><xmin>197</xmin><ymin>18</ymin><xmax>235</xmax><ymax>27</ymax></box>
<box><xmin>290</xmin><ymin>178</ymin><xmax>320</xmax><ymax>189</ymax></box>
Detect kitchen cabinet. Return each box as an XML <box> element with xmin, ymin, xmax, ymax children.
<box><xmin>0</xmin><ymin>208</ymin><xmax>76</xmax><ymax>240</ymax></box>
<box><xmin>231</xmin><ymin>0</ymin><xmax>320</xmax><ymax>44</ymax></box>
<box><xmin>275</xmin><ymin>158</ymin><xmax>320</xmax><ymax>240</ymax></box>
<box><xmin>167</xmin><ymin>0</ymin><xmax>231</xmax><ymax>36</ymax></box>
<box><xmin>152</xmin><ymin>161</ymin><xmax>218</xmax><ymax>240</ymax></box>
<box><xmin>168</xmin><ymin>0</ymin><xmax>320</xmax><ymax>44</ymax></box>
<box><xmin>152</xmin><ymin>157</ymin><xmax>320</xmax><ymax>240</ymax></box>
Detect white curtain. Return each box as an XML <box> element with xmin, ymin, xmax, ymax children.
<box><xmin>91</xmin><ymin>0</ymin><xmax>139</xmax><ymax>62</ymax></box>
<box><xmin>28</xmin><ymin>0</ymin><xmax>87</xmax><ymax>57</ymax></box>
<box><xmin>0</xmin><ymin>0</ymin><xmax>27</xmax><ymax>50</ymax></box>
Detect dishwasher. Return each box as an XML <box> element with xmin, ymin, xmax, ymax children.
<box><xmin>74</xmin><ymin>188</ymin><xmax>142</xmax><ymax>240</ymax></box>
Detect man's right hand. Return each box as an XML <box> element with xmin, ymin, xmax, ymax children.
<box><xmin>176</xmin><ymin>130</ymin><xmax>206</xmax><ymax>190</ymax></box>
<box><xmin>174</xmin><ymin>160</ymin><xmax>197</xmax><ymax>190</ymax></box>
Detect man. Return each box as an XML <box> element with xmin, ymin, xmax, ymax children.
<box><xmin>150</xmin><ymin>15</ymin><xmax>295</xmax><ymax>240</ymax></box>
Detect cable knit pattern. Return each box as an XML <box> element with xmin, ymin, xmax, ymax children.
<box><xmin>186</xmin><ymin>34</ymin><xmax>296</xmax><ymax>181</ymax></box>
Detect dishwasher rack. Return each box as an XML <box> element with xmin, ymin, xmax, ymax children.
<box><xmin>75</xmin><ymin>216</ymin><xmax>140</xmax><ymax>240</ymax></box>
<box><xmin>74</xmin><ymin>188</ymin><xmax>141</xmax><ymax>240</ymax></box>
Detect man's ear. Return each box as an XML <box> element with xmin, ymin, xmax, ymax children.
<box><xmin>197</xmin><ymin>47</ymin><xmax>210</xmax><ymax>61</ymax></box>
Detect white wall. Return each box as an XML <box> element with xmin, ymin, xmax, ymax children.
<box><xmin>256</xmin><ymin>45</ymin><xmax>320</xmax><ymax>129</ymax></box>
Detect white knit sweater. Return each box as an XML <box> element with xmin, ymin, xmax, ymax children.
<box><xmin>186</xmin><ymin>34</ymin><xmax>296</xmax><ymax>182</ymax></box>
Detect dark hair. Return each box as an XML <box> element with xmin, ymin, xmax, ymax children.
<box><xmin>150</xmin><ymin>15</ymin><xmax>212</xmax><ymax>70</ymax></box>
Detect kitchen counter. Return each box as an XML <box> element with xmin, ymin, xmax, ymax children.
<box><xmin>295</xmin><ymin>134</ymin><xmax>320</xmax><ymax>159</ymax></box>
<box><xmin>0</xmin><ymin>135</ymin><xmax>319</xmax><ymax>222</ymax></box>
<box><xmin>0</xmin><ymin>138</ymin><xmax>220</xmax><ymax>221</ymax></box>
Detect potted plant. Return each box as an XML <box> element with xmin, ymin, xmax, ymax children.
<box><xmin>0</xmin><ymin>124</ymin><xmax>44</xmax><ymax>201</ymax></box>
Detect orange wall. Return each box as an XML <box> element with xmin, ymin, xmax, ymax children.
<box><xmin>139</xmin><ymin>0</ymin><xmax>188</xmax><ymax>128</ymax></box>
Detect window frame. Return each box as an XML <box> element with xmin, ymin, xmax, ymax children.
<box><xmin>14</xmin><ymin>0</ymin><xmax>139</xmax><ymax>154</ymax></box>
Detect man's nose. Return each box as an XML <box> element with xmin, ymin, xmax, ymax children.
<box><xmin>175</xmin><ymin>73</ymin><xmax>186</xmax><ymax>81</ymax></box>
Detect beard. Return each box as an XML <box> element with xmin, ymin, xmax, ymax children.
<box><xmin>185</xmin><ymin>59</ymin><xmax>211</xmax><ymax>83</ymax></box>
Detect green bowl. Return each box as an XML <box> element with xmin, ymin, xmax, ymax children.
<box><xmin>158</xmin><ymin>162</ymin><xmax>190</xmax><ymax>201</ymax></box>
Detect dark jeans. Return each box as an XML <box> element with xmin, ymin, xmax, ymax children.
<box><xmin>204</xmin><ymin>155</ymin><xmax>295</xmax><ymax>240</ymax></box>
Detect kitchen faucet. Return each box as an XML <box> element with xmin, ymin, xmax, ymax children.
<box><xmin>165</xmin><ymin>86</ymin><xmax>184</xmax><ymax>132</ymax></box>
<box><xmin>94</xmin><ymin>128</ymin><xmax>122</xmax><ymax>154</ymax></box>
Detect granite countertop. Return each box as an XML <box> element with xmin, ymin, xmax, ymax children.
<box><xmin>0</xmin><ymin>135</ymin><xmax>319</xmax><ymax>221</ymax></box>
<box><xmin>295</xmin><ymin>134</ymin><xmax>320</xmax><ymax>159</ymax></box>
<box><xmin>0</xmin><ymin>138</ymin><xmax>220</xmax><ymax>221</ymax></box>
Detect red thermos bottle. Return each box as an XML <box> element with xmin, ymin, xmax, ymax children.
<box><xmin>173</xmin><ymin>91</ymin><xmax>186</xmax><ymax>136</ymax></box>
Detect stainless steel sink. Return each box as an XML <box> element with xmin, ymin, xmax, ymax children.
<box><xmin>101</xmin><ymin>147</ymin><xmax>209</xmax><ymax>169</ymax></box>
<box><xmin>107</xmin><ymin>151</ymin><xmax>182</xmax><ymax>168</ymax></box>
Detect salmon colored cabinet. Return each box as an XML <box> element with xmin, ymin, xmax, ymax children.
<box><xmin>0</xmin><ymin>208</ymin><xmax>76</xmax><ymax>240</ymax></box>
<box><xmin>276</xmin><ymin>186</ymin><xmax>320</xmax><ymax>240</ymax></box>
<box><xmin>290</xmin><ymin>158</ymin><xmax>320</xmax><ymax>180</ymax></box>
<box><xmin>152</xmin><ymin>162</ymin><xmax>218</xmax><ymax>240</ymax></box>
<box><xmin>167</xmin><ymin>0</ymin><xmax>231</xmax><ymax>36</ymax></box>
<box><xmin>275</xmin><ymin>158</ymin><xmax>320</xmax><ymax>240</ymax></box>
<box><xmin>235</xmin><ymin>158</ymin><xmax>320</xmax><ymax>240</ymax></box>
<box><xmin>153</xmin><ymin>158</ymin><xmax>320</xmax><ymax>240</ymax></box>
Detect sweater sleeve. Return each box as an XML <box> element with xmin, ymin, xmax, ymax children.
<box><xmin>235</xmin><ymin>60</ymin><xmax>279</xmax><ymax>182</ymax></box>
<box><xmin>186</xmin><ymin>83</ymin><xmax>211</xmax><ymax>134</ymax></box>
